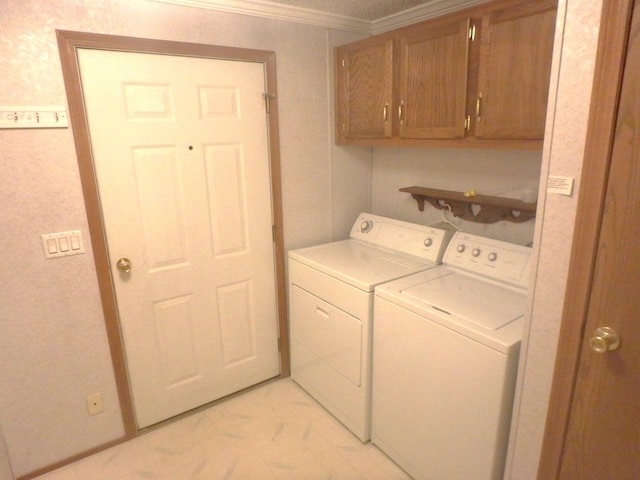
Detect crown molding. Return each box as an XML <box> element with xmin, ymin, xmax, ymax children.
<box><xmin>147</xmin><ymin>0</ymin><xmax>489</xmax><ymax>34</ymax></box>
<box><xmin>371</xmin><ymin>0</ymin><xmax>491</xmax><ymax>34</ymax></box>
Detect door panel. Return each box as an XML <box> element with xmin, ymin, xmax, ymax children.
<box><xmin>77</xmin><ymin>49</ymin><xmax>280</xmax><ymax>428</ymax></box>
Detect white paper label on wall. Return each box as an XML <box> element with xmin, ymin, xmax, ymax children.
<box><xmin>547</xmin><ymin>176</ymin><xmax>574</xmax><ymax>196</ymax></box>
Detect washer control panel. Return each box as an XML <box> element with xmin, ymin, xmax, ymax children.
<box><xmin>349</xmin><ymin>213</ymin><xmax>454</xmax><ymax>263</ymax></box>
<box><xmin>443</xmin><ymin>232</ymin><xmax>532</xmax><ymax>288</ymax></box>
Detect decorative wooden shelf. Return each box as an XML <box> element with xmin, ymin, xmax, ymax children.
<box><xmin>400</xmin><ymin>186</ymin><xmax>537</xmax><ymax>223</ymax></box>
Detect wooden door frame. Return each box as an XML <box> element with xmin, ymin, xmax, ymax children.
<box><xmin>537</xmin><ymin>0</ymin><xmax>634</xmax><ymax>477</ymax></box>
<box><xmin>56</xmin><ymin>30</ymin><xmax>290</xmax><ymax>438</ymax></box>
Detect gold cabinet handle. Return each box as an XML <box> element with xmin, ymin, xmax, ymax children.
<box><xmin>476</xmin><ymin>92</ymin><xmax>483</xmax><ymax>118</ymax></box>
<box><xmin>383</xmin><ymin>104</ymin><xmax>388</xmax><ymax>121</ymax></box>
<box><xmin>398</xmin><ymin>102</ymin><xmax>404</xmax><ymax>122</ymax></box>
<box><xmin>116</xmin><ymin>257</ymin><xmax>132</xmax><ymax>273</ymax></box>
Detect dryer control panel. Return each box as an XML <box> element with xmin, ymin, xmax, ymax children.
<box><xmin>443</xmin><ymin>232</ymin><xmax>532</xmax><ymax>289</ymax></box>
<box><xmin>349</xmin><ymin>213</ymin><xmax>453</xmax><ymax>264</ymax></box>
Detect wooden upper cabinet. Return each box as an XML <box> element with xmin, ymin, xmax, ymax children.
<box><xmin>336</xmin><ymin>37</ymin><xmax>393</xmax><ymax>140</ymax></box>
<box><xmin>475</xmin><ymin>0</ymin><xmax>557</xmax><ymax>139</ymax></box>
<box><xmin>398</xmin><ymin>18</ymin><xmax>470</xmax><ymax>139</ymax></box>
<box><xmin>334</xmin><ymin>0</ymin><xmax>557</xmax><ymax>148</ymax></box>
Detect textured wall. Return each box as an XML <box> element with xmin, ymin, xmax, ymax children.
<box><xmin>506</xmin><ymin>0</ymin><xmax>604</xmax><ymax>477</ymax></box>
<box><xmin>371</xmin><ymin>147</ymin><xmax>542</xmax><ymax>245</ymax></box>
<box><xmin>0</xmin><ymin>0</ymin><xmax>347</xmax><ymax>476</ymax></box>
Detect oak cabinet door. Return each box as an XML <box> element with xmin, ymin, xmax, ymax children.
<box><xmin>398</xmin><ymin>18</ymin><xmax>471</xmax><ymax>139</ymax></box>
<box><xmin>336</xmin><ymin>38</ymin><xmax>393</xmax><ymax>140</ymax></box>
<box><xmin>475</xmin><ymin>0</ymin><xmax>557</xmax><ymax>139</ymax></box>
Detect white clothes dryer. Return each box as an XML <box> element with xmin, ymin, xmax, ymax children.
<box><xmin>288</xmin><ymin>213</ymin><xmax>453</xmax><ymax>441</ymax></box>
<box><xmin>372</xmin><ymin>231</ymin><xmax>532</xmax><ymax>480</ymax></box>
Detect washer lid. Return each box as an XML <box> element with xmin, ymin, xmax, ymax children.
<box><xmin>400</xmin><ymin>270</ymin><xmax>527</xmax><ymax>330</ymax></box>
<box><xmin>288</xmin><ymin>239</ymin><xmax>434</xmax><ymax>292</ymax></box>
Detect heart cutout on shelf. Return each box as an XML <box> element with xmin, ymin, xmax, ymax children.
<box><xmin>470</xmin><ymin>203</ymin><xmax>482</xmax><ymax>217</ymax></box>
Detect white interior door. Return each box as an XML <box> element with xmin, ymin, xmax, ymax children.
<box><xmin>77</xmin><ymin>49</ymin><xmax>280</xmax><ymax>428</ymax></box>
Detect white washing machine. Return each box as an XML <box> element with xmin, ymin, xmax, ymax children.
<box><xmin>372</xmin><ymin>231</ymin><xmax>532</xmax><ymax>480</ymax></box>
<box><xmin>288</xmin><ymin>213</ymin><xmax>453</xmax><ymax>441</ymax></box>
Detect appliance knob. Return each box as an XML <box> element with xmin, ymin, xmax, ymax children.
<box><xmin>472</xmin><ymin>248</ymin><xmax>481</xmax><ymax>257</ymax></box>
<box><xmin>424</xmin><ymin>238</ymin><xmax>433</xmax><ymax>247</ymax></box>
<box><xmin>456</xmin><ymin>244</ymin><xmax>466</xmax><ymax>253</ymax></box>
<box><xmin>488</xmin><ymin>252</ymin><xmax>498</xmax><ymax>262</ymax></box>
<box><xmin>360</xmin><ymin>220</ymin><xmax>373</xmax><ymax>233</ymax></box>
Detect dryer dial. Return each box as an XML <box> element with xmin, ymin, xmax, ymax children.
<box><xmin>472</xmin><ymin>248</ymin><xmax>482</xmax><ymax>257</ymax></box>
<box><xmin>424</xmin><ymin>238</ymin><xmax>433</xmax><ymax>248</ymax></box>
<box><xmin>360</xmin><ymin>220</ymin><xmax>373</xmax><ymax>233</ymax></box>
<box><xmin>456</xmin><ymin>244</ymin><xmax>466</xmax><ymax>253</ymax></box>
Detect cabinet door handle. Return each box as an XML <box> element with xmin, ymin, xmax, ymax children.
<box><xmin>476</xmin><ymin>93</ymin><xmax>483</xmax><ymax>118</ymax></box>
<box><xmin>383</xmin><ymin>104</ymin><xmax>388</xmax><ymax>121</ymax></box>
<box><xmin>398</xmin><ymin>102</ymin><xmax>404</xmax><ymax>122</ymax></box>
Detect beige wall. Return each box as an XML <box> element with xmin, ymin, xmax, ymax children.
<box><xmin>0</xmin><ymin>0</ymin><xmax>367</xmax><ymax>476</ymax></box>
<box><xmin>370</xmin><ymin>147</ymin><xmax>542</xmax><ymax>245</ymax></box>
<box><xmin>507</xmin><ymin>0</ymin><xmax>604</xmax><ymax>477</ymax></box>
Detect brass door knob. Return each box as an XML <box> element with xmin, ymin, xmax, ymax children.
<box><xmin>589</xmin><ymin>326</ymin><xmax>620</xmax><ymax>353</ymax></box>
<box><xmin>116</xmin><ymin>257</ymin><xmax>132</xmax><ymax>273</ymax></box>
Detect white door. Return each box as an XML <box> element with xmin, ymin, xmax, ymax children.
<box><xmin>77</xmin><ymin>49</ymin><xmax>280</xmax><ymax>428</ymax></box>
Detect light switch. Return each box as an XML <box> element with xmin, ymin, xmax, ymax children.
<box><xmin>70</xmin><ymin>235</ymin><xmax>81</xmax><ymax>250</ymax></box>
<box><xmin>46</xmin><ymin>238</ymin><xmax>58</xmax><ymax>254</ymax></box>
<box><xmin>41</xmin><ymin>230</ymin><xmax>85</xmax><ymax>259</ymax></box>
<box><xmin>59</xmin><ymin>237</ymin><xmax>70</xmax><ymax>252</ymax></box>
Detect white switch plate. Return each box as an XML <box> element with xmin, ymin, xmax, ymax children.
<box><xmin>86</xmin><ymin>393</ymin><xmax>104</xmax><ymax>416</ymax></box>
<box><xmin>41</xmin><ymin>230</ymin><xmax>85</xmax><ymax>259</ymax></box>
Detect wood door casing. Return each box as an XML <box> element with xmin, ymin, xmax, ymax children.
<box><xmin>538</xmin><ymin>0</ymin><xmax>640</xmax><ymax>478</ymax></box>
<box><xmin>475</xmin><ymin>0</ymin><xmax>556</xmax><ymax>139</ymax></box>
<box><xmin>56</xmin><ymin>29</ymin><xmax>289</xmax><ymax>441</ymax></box>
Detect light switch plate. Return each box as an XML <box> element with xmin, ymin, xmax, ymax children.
<box><xmin>41</xmin><ymin>230</ymin><xmax>85</xmax><ymax>259</ymax></box>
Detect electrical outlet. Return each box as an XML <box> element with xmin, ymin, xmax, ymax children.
<box><xmin>86</xmin><ymin>393</ymin><xmax>104</xmax><ymax>415</ymax></box>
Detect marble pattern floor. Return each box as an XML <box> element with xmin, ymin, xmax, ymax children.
<box><xmin>34</xmin><ymin>378</ymin><xmax>411</xmax><ymax>480</ymax></box>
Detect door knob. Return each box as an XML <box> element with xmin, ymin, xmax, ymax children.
<box><xmin>116</xmin><ymin>257</ymin><xmax>132</xmax><ymax>273</ymax></box>
<box><xmin>589</xmin><ymin>326</ymin><xmax>620</xmax><ymax>353</ymax></box>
